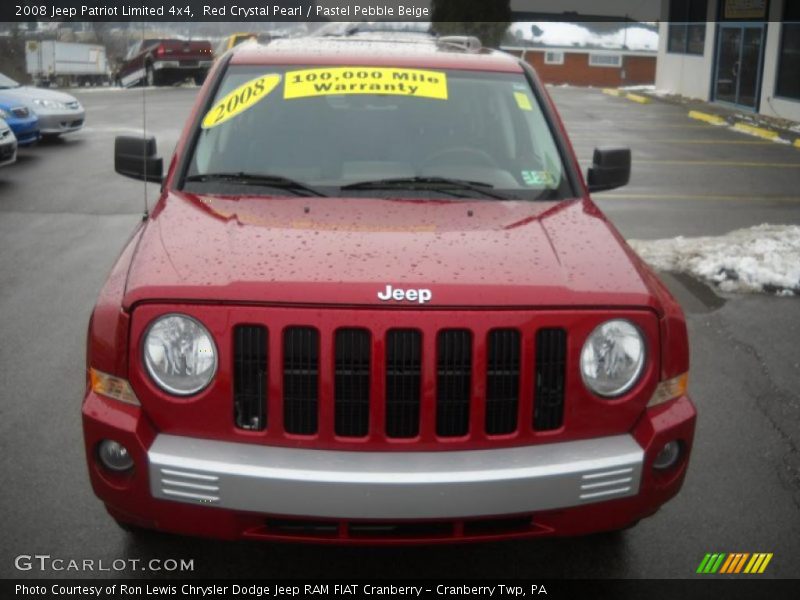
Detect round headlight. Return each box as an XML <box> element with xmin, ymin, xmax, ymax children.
<box><xmin>580</xmin><ymin>319</ymin><xmax>646</xmax><ymax>398</ymax></box>
<box><xmin>143</xmin><ymin>314</ymin><xmax>217</xmax><ymax>396</ymax></box>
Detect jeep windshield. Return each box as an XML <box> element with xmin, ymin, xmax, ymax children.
<box><xmin>182</xmin><ymin>65</ymin><xmax>574</xmax><ymax>200</ymax></box>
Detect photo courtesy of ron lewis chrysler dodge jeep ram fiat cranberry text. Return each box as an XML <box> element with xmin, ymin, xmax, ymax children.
<box><xmin>82</xmin><ymin>36</ymin><xmax>696</xmax><ymax>543</ymax></box>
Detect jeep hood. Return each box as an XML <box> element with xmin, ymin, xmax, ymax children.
<box><xmin>123</xmin><ymin>192</ymin><xmax>658</xmax><ymax>309</ymax></box>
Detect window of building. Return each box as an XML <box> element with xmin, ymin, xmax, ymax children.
<box><xmin>775</xmin><ymin>2</ymin><xmax>800</xmax><ymax>101</ymax></box>
<box><xmin>544</xmin><ymin>51</ymin><xmax>565</xmax><ymax>65</ymax></box>
<box><xmin>588</xmin><ymin>53</ymin><xmax>622</xmax><ymax>68</ymax></box>
<box><xmin>667</xmin><ymin>0</ymin><xmax>708</xmax><ymax>55</ymax></box>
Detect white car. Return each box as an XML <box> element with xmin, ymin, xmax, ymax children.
<box><xmin>0</xmin><ymin>117</ymin><xmax>17</xmax><ymax>167</ymax></box>
<box><xmin>0</xmin><ymin>72</ymin><xmax>85</xmax><ymax>138</ymax></box>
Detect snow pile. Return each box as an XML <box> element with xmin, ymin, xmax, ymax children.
<box><xmin>511</xmin><ymin>22</ymin><xmax>659</xmax><ymax>51</ymax></box>
<box><xmin>628</xmin><ymin>225</ymin><xmax>800</xmax><ymax>296</ymax></box>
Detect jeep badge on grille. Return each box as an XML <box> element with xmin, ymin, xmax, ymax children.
<box><xmin>377</xmin><ymin>285</ymin><xmax>432</xmax><ymax>304</ymax></box>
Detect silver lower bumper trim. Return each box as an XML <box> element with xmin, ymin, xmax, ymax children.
<box><xmin>148</xmin><ymin>434</ymin><xmax>644</xmax><ymax>519</ymax></box>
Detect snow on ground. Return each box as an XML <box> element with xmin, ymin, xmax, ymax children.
<box><xmin>628</xmin><ymin>225</ymin><xmax>800</xmax><ymax>296</ymax></box>
<box><xmin>511</xmin><ymin>22</ymin><xmax>658</xmax><ymax>51</ymax></box>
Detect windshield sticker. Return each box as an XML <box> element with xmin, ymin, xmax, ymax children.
<box><xmin>522</xmin><ymin>170</ymin><xmax>556</xmax><ymax>187</ymax></box>
<box><xmin>201</xmin><ymin>74</ymin><xmax>282</xmax><ymax>129</ymax></box>
<box><xmin>514</xmin><ymin>91</ymin><xmax>533</xmax><ymax>111</ymax></box>
<box><xmin>284</xmin><ymin>67</ymin><xmax>448</xmax><ymax>100</ymax></box>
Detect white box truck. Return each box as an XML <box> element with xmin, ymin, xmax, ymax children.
<box><xmin>25</xmin><ymin>41</ymin><xmax>110</xmax><ymax>87</ymax></box>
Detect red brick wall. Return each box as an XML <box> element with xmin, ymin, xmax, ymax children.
<box><xmin>507</xmin><ymin>50</ymin><xmax>656</xmax><ymax>87</ymax></box>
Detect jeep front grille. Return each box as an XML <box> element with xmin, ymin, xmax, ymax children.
<box><xmin>485</xmin><ymin>329</ymin><xmax>521</xmax><ymax>435</ymax></box>
<box><xmin>385</xmin><ymin>330</ymin><xmax>422</xmax><ymax>438</ymax></box>
<box><xmin>233</xmin><ymin>325</ymin><xmax>267</xmax><ymax>431</ymax></box>
<box><xmin>283</xmin><ymin>327</ymin><xmax>319</xmax><ymax>435</ymax></box>
<box><xmin>534</xmin><ymin>328</ymin><xmax>567</xmax><ymax>431</ymax></box>
<box><xmin>334</xmin><ymin>328</ymin><xmax>371</xmax><ymax>437</ymax></box>
<box><xmin>233</xmin><ymin>323</ymin><xmax>567</xmax><ymax>443</ymax></box>
<box><xmin>436</xmin><ymin>330</ymin><xmax>472</xmax><ymax>437</ymax></box>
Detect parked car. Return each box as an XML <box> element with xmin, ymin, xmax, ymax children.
<box><xmin>0</xmin><ymin>73</ymin><xmax>84</xmax><ymax>138</ymax></box>
<box><xmin>115</xmin><ymin>39</ymin><xmax>213</xmax><ymax>87</ymax></box>
<box><xmin>0</xmin><ymin>118</ymin><xmax>18</xmax><ymax>166</ymax></box>
<box><xmin>0</xmin><ymin>96</ymin><xmax>39</xmax><ymax>146</ymax></box>
<box><xmin>85</xmin><ymin>36</ymin><xmax>696</xmax><ymax>542</ymax></box>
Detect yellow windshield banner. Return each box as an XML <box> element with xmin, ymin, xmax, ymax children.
<box><xmin>514</xmin><ymin>91</ymin><xmax>533</xmax><ymax>111</ymax></box>
<box><xmin>284</xmin><ymin>67</ymin><xmax>448</xmax><ymax>100</ymax></box>
<box><xmin>202</xmin><ymin>74</ymin><xmax>282</xmax><ymax>129</ymax></box>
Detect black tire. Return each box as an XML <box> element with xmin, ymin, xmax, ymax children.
<box><xmin>193</xmin><ymin>72</ymin><xmax>207</xmax><ymax>86</ymax></box>
<box><xmin>145</xmin><ymin>63</ymin><xmax>156</xmax><ymax>87</ymax></box>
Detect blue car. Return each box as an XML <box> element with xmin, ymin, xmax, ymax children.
<box><xmin>0</xmin><ymin>95</ymin><xmax>39</xmax><ymax>146</ymax></box>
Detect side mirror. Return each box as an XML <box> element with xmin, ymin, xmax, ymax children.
<box><xmin>114</xmin><ymin>135</ymin><xmax>163</xmax><ymax>183</ymax></box>
<box><xmin>587</xmin><ymin>147</ymin><xmax>630</xmax><ymax>193</ymax></box>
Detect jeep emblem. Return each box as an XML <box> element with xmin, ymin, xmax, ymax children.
<box><xmin>377</xmin><ymin>285</ymin><xmax>432</xmax><ymax>304</ymax></box>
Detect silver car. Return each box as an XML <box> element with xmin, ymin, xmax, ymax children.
<box><xmin>0</xmin><ymin>117</ymin><xmax>17</xmax><ymax>167</ymax></box>
<box><xmin>0</xmin><ymin>72</ymin><xmax>85</xmax><ymax>138</ymax></box>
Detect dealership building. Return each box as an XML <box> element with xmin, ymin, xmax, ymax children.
<box><xmin>656</xmin><ymin>0</ymin><xmax>800</xmax><ymax>120</ymax></box>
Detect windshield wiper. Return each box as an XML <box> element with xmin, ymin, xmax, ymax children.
<box><xmin>341</xmin><ymin>176</ymin><xmax>515</xmax><ymax>200</ymax></box>
<box><xmin>184</xmin><ymin>172</ymin><xmax>326</xmax><ymax>197</ymax></box>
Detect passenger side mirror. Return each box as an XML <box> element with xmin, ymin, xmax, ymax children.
<box><xmin>587</xmin><ymin>147</ymin><xmax>631</xmax><ymax>193</ymax></box>
<box><xmin>114</xmin><ymin>135</ymin><xmax>163</xmax><ymax>183</ymax></box>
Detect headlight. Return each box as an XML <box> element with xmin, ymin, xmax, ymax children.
<box><xmin>143</xmin><ymin>314</ymin><xmax>217</xmax><ymax>395</ymax></box>
<box><xmin>0</xmin><ymin>108</ymin><xmax>9</xmax><ymax>119</ymax></box>
<box><xmin>33</xmin><ymin>98</ymin><xmax>66</xmax><ymax>110</ymax></box>
<box><xmin>580</xmin><ymin>319</ymin><xmax>646</xmax><ymax>397</ymax></box>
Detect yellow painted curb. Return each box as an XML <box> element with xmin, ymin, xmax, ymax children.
<box><xmin>602</xmin><ymin>88</ymin><xmax>622</xmax><ymax>97</ymax></box>
<box><xmin>733</xmin><ymin>122</ymin><xmax>779</xmax><ymax>140</ymax></box>
<box><xmin>626</xmin><ymin>93</ymin><xmax>651</xmax><ymax>104</ymax></box>
<box><xmin>794</xmin><ymin>139</ymin><xmax>800</xmax><ymax>149</ymax></box>
<box><xmin>688</xmin><ymin>110</ymin><xmax>726</xmax><ymax>126</ymax></box>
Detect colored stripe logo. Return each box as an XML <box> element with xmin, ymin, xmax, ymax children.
<box><xmin>697</xmin><ymin>553</ymin><xmax>773</xmax><ymax>574</ymax></box>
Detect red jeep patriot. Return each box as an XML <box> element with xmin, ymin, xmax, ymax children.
<box><xmin>82</xmin><ymin>36</ymin><xmax>696</xmax><ymax>542</ymax></box>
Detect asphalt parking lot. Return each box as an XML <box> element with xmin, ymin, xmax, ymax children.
<box><xmin>0</xmin><ymin>85</ymin><xmax>798</xmax><ymax>579</ymax></box>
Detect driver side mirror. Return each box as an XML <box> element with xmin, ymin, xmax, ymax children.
<box><xmin>587</xmin><ymin>147</ymin><xmax>630</xmax><ymax>193</ymax></box>
<box><xmin>114</xmin><ymin>135</ymin><xmax>163</xmax><ymax>183</ymax></box>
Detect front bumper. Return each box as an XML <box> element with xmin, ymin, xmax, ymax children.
<box><xmin>153</xmin><ymin>60</ymin><xmax>213</xmax><ymax>71</ymax></box>
<box><xmin>83</xmin><ymin>392</ymin><xmax>696</xmax><ymax>542</ymax></box>
<box><xmin>0</xmin><ymin>138</ymin><xmax>16</xmax><ymax>166</ymax></box>
<box><xmin>36</xmin><ymin>110</ymin><xmax>85</xmax><ymax>135</ymax></box>
<box><xmin>149</xmin><ymin>434</ymin><xmax>643</xmax><ymax>519</ymax></box>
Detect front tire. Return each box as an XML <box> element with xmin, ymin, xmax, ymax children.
<box><xmin>145</xmin><ymin>63</ymin><xmax>156</xmax><ymax>86</ymax></box>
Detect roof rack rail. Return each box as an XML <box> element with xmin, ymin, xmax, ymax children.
<box><xmin>436</xmin><ymin>36</ymin><xmax>482</xmax><ymax>53</ymax></box>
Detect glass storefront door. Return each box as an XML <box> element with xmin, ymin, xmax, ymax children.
<box><xmin>714</xmin><ymin>24</ymin><xmax>765</xmax><ymax>110</ymax></box>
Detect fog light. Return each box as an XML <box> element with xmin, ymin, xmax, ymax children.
<box><xmin>97</xmin><ymin>440</ymin><xmax>134</xmax><ymax>472</ymax></box>
<box><xmin>653</xmin><ymin>441</ymin><xmax>681</xmax><ymax>470</ymax></box>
